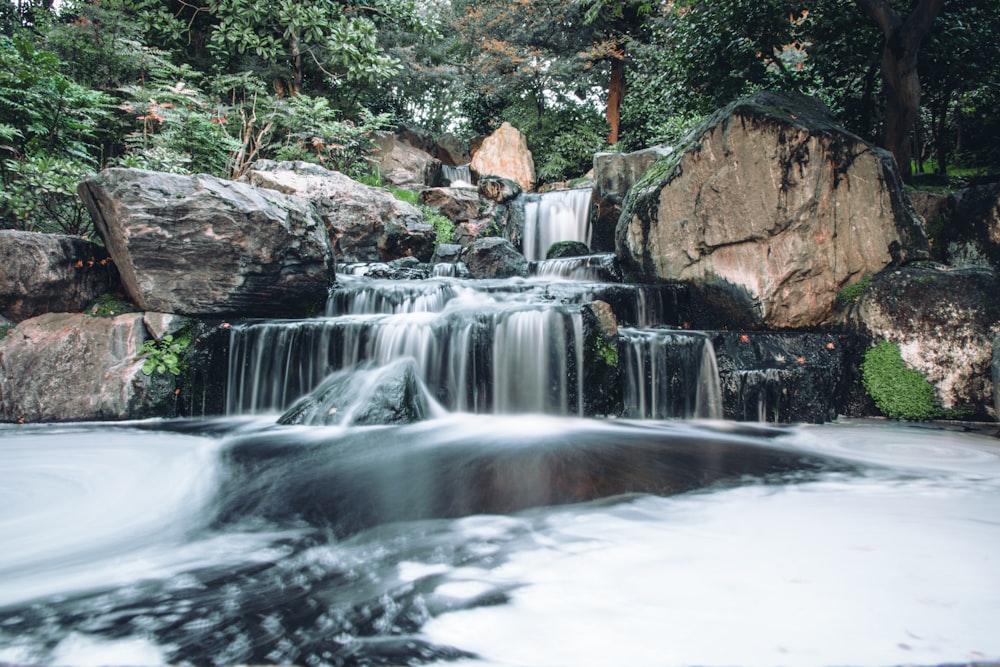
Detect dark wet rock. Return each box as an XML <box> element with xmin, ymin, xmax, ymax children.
<box><xmin>711</xmin><ymin>331</ymin><xmax>868</xmax><ymax>424</ymax></box>
<box><xmin>616</xmin><ymin>90</ymin><xmax>929</xmax><ymax>329</ymax></box>
<box><xmin>461</xmin><ymin>237</ymin><xmax>529</xmax><ymax>279</ymax></box>
<box><xmin>546</xmin><ymin>240</ymin><xmax>591</xmax><ymax>259</ymax></box>
<box><xmin>850</xmin><ymin>264</ymin><xmax>1000</xmax><ymax>419</ymax></box>
<box><xmin>477</xmin><ymin>175</ymin><xmax>522</xmax><ymax>204</ymax></box>
<box><xmin>0</xmin><ymin>230</ymin><xmax>121</xmax><ymax>322</ymax></box>
<box><xmin>245</xmin><ymin>160</ymin><xmax>435</xmax><ymax>264</ymax></box>
<box><xmin>435</xmin><ymin>132</ymin><xmax>471</xmax><ymax>166</ymax></box>
<box><xmin>592</xmin><ymin>147</ymin><xmax>670</xmax><ymax>252</ymax></box>
<box><xmin>929</xmin><ymin>183</ymin><xmax>1000</xmax><ymax>270</ymax></box>
<box><xmin>279</xmin><ymin>359</ymin><xmax>433</xmax><ymax>426</ymax></box>
<box><xmin>581</xmin><ymin>301</ymin><xmax>623</xmax><ymax>417</ymax></box>
<box><xmin>79</xmin><ymin>168</ymin><xmax>333</xmax><ymax>318</ymax></box>
<box><xmin>432</xmin><ymin>243</ymin><xmax>463</xmax><ymax>264</ymax></box>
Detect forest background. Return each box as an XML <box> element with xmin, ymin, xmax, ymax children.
<box><xmin>1</xmin><ymin>0</ymin><xmax>998</xmax><ymax>239</ymax></box>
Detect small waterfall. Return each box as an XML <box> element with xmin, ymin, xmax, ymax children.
<box><xmin>227</xmin><ymin>302</ymin><xmax>584</xmax><ymax>416</ymax></box>
<box><xmin>442</xmin><ymin>163</ymin><xmax>473</xmax><ymax>187</ymax></box>
<box><xmin>522</xmin><ymin>188</ymin><xmax>593</xmax><ymax>261</ymax></box>
<box><xmin>619</xmin><ymin>328</ymin><xmax>722</xmax><ymax>420</ymax></box>
<box><xmin>531</xmin><ymin>254</ymin><xmax>617</xmax><ymax>281</ymax></box>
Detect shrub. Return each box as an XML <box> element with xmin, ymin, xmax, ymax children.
<box><xmin>861</xmin><ymin>340</ymin><xmax>937</xmax><ymax>420</ymax></box>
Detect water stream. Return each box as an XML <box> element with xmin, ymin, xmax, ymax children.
<box><xmin>2</xmin><ymin>251</ymin><xmax>999</xmax><ymax>667</ymax></box>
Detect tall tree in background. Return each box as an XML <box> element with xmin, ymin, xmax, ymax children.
<box><xmin>856</xmin><ymin>0</ymin><xmax>945</xmax><ymax>180</ymax></box>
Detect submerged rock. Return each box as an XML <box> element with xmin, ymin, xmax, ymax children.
<box><xmin>79</xmin><ymin>168</ymin><xmax>333</xmax><ymax>318</ymax></box>
<box><xmin>244</xmin><ymin>160</ymin><xmax>435</xmax><ymax>264</ymax></box>
<box><xmin>616</xmin><ymin>91</ymin><xmax>929</xmax><ymax>329</ymax></box>
<box><xmin>0</xmin><ymin>230</ymin><xmax>120</xmax><ymax>322</ymax></box>
<box><xmin>278</xmin><ymin>359</ymin><xmax>434</xmax><ymax>426</ymax></box>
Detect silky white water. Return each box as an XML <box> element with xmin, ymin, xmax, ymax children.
<box><xmin>1</xmin><ymin>418</ymin><xmax>998</xmax><ymax>667</ymax></box>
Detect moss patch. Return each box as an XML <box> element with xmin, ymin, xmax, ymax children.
<box><xmin>87</xmin><ymin>293</ymin><xmax>139</xmax><ymax>317</ymax></box>
<box><xmin>861</xmin><ymin>340</ymin><xmax>936</xmax><ymax>420</ymax></box>
<box><xmin>837</xmin><ymin>275</ymin><xmax>872</xmax><ymax>304</ymax></box>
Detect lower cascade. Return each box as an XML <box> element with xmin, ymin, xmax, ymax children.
<box><xmin>2</xmin><ymin>258</ymin><xmax>1000</xmax><ymax>667</ymax></box>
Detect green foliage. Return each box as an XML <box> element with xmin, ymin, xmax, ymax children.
<box><xmin>0</xmin><ymin>323</ymin><xmax>12</xmax><ymax>342</ymax></box>
<box><xmin>837</xmin><ymin>275</ymin><xmax>872</xmax><ymax>304</ymax></box>
<box><xmin>861</xmin><ymin>341</ymin><xmax>937</xmax><ymax>421</ymax></box>
<box><xmin>388</xmin><ymin>187</ymin><xmax>419</xmax><ymax>205</ymax></box>
<box><xmin>87</xmin><ymin>293</ymin><xmax>138</xmax><ymax>317</ymax></box>
<box><xmin>595</xmin><ymin>335</ymin><xmax>619</xmax><ymax>367</ymax></box>
<box><xmin>140</xmin><ymin>330</ymin><xmax>192</xmax><ymax>377</ymax></box>
<box><xmin>423</xmin><ymin>207</ymin><xmax>455</xmax><ymax>246</ymax></box>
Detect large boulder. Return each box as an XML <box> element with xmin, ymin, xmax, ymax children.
<box><xmin>245</xmin><ymin>160</ymin><xmax>435</xmax><ymax>263</ymax></box>
<box><xmin>616</xmin><ymin>91</ymin><xmax>929</xmax><ymax>329</ymax></box>
<box><xmin>1</xmin><ymin>313</ymin><xmax>153</xmax><ymax>421</ymax></box>
<box><xmin>0</xmin><ymin>230</ymin><xmax>121</xmax><ymax>322</ymax></box>
<box><xmin>592</xmin><ymin>147</ymin><xmax>670</xmax><ymax>252</ymax></box>
<box><xmin>850</xmin><ymin>265</ymin><xmax>1000</xmax><ymax>419</ymax></box>
<box><xmin>471</xmin><ymin>122</ymin><xmax>536</xmax><ymax>193</ymax></box>
<box><xmin>419</xmin><ymin>187</ymin><xmax>482</xmax><ymax>223</ymax></box>
<box><xmin>928</xmin><ymin>183</ymin><xmax>1000</xmax><ymax>270</ymax></box>
<box><xmin>372</xmin><ymin>133</ymin><xmax>441</xmax><ymax>188</ymax></box>
<box><xmin>78</xmin><ymin>168</ymin><xmax>333</xmax><ymax>318</ymax></box>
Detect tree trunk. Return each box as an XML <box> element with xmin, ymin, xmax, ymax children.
<box><xmin>856</xmin><ymin>0</ymin><xmax>945</xmax><ymax>182</ymax></box>
<box><xmin>607</xmin><ymin>55</ymin><xmax>625</xmax><ymax>145</ymax></box>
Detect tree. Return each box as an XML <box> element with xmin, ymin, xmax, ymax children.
<box><xmin>856</xmin><ymin>0</ymin><xmax>945</xmax><ymax>180</ymax></box>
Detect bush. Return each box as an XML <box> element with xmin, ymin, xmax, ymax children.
<box><xmin>861</xmin><ymin>340</ymin><xmax>937</xmax><ymax>420</ymax></box>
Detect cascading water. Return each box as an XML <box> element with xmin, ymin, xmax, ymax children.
<box><xmin>441</xmin><ymin>163</ymin><xmax>473</xmax><ymax>187</ymax></box>
<box><xmin>522</xmin><ymin>188</ymin><xmax>593</xmax><ymax>261</ymax></box>
<box><xmin>4</xmin><ymin>242</ymin><xmax>1000</xmax><ymax>667</ymax></box>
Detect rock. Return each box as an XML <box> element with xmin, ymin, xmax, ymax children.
<box><xmin>478</xmin><ymin>175</ymin><xmax>522</xmax><ymax>204</ymax></box>
<box><xmin>419</xmin><ymin>187</ymin><xmax>482</xmax><ymax>222</ymax></box>
<box><xmin>851</xmin><ymin>265</ymin><xmax>1000</xmax><ymax>418</ymax></box>
<box><xmin>546</xmin><ymin>241</ymin><xmax>591</xmax><ymax>259</ymax></box>
<box><xmin>78</xmin><ymin>168</ymin><xmax>333</xmax><ymax>318</ymax></box>
<box><xmin>435</xmin><ymin>133</ymin><xmax>471</xmax><ymax>166</ymax></box>
<box><xmin>592</xmin><ymin>147</ymin><xmax>670</xmax><ymax>252</ymax></box>
<box><xmin>1</xmin><ymin>313</ymin><xmax>151</xmax><ymax>422</ymax></box>
<box><xmin>0</xmin><ymin>230</ymin><xmax>120</xmax><ymax>322</ymax></box>
<box><xmin>278</xmin><ymin>359</ymin><xmax>433</xmax><ymax>426</ymax></box>
<box><xmin>581</xmin><ymin>300</ymin><xmax>623</xmax><ymax>417</ymax></box>
<box><xmin>462</xmin><ymin>237</ymin><xmax>529</xmax><ymax>279</ymax></box>
<box><xmin>470</xmin><ymin>122</ymin><xmax>536</xmax><ymax>192</ymax></box>
<box><xmin>616</xmin><ymin>91</ymin><xmax>929</xmax><ymax>329</ymax></box>
<box><xmin>930</xmin><ymin>183</ymin><xmax>1000</xmax><ymax>270</ymax></box>
<box><xmin>373</xmin><ymin>133</ymin><xmax>441</xmax><ymax>188</ymax></box>
<box><xmin>246</xmin><ymin>160</ymin><xmax>435</xmax><ymax>264</ymax></box>
<box><xmin>712</xmin><ymin>331</ymin><xmax>868</xmax><ymax>424</ymax></box>
<box><xmin>431</xmin><ymin>243</ymin><xmax>464</xmax><ymax>264</ymax></box>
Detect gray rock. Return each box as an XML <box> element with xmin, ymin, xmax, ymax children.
<box><xmin>471</xmin><ymin>122</ymin><xmax>535</xmax><ymax>192</ymax></box>
<box><xmin>245</xmin><ymin>160</ymin><xmax>435</xmax><ymax>264</ymax></box>
<box><xmin>931</xmin><ymin>183</ymin><xmax>1000</xmax><ymax>270</ymax></box>
<box><xmin>78</xmin><ymin>168</ymin><xmax>333</xmax><ymax>318</ymax></box>
<box><xmin>592</xmin><ymin>147</ymin><xmax>670</xmax><ymax>252</ymax></box>
<box><xmin>462</xmin><ymin>237</ymin><xmax>529</xmax><ymax>279</ymax></box>
<box><xmin>0</xmin><ymin>312</ymin><xmax>150</xmax><ymax>422</ymax></box>
<box><xmin>0</xmin><ymin>230</ymin><xmax>120</xmax><ymax>322</ymax></box>
<box><xmin>852</xmin><ymin>265</ymin><xmax>1000</xmax><ymax>418</ymax></box>
<box><xmin>616</xmin><ymin>91</ymin><xmax>929</xmax><ymax>329</ymax></box>
<box><xmin>373</xmin><ymin>133</ymin><xmax>442</xmax><ymax>188</ymax></box>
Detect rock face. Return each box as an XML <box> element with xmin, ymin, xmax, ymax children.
<box><xmin>0</xmin><ymin>313</ymin><xmax>150</xmax><ymax>421</ymax></box>
<box><xmin>419</xmin><ymin>187</ymin><xmax>482</xmax><ymax>223</ymax></box>
<box><xmin>245</xmin><ymin>160</ymin><xmax>435</xmax><ymax>264</ymax></box>
<box><xmin>471</xmin><ymin>122</ymin><xmax>536</xmax><ymax>192</ymax></box>
<box><xmin>78</xmin><ymin>168</ymin><xmax>333</xmax><ymax>318</ymax></box>
<box><xmin>617</xmin><ymin>91</ymin><xmax>929</xmax><ymax>329</ymax></box>
<box><xmin>462</xmin><ymin>237</ymin><xmax>529</xmax><ymax>279</ymax></box>
<box><xmin>929</xmin><ymin>183</ymin><xmax>1000</xmax><ymax>270</ymax></box>
<box><xmin>0</xmin><ymin>231</ymin><xmax>120</xmax><ymax>322</ymax></box>
<box><xmin>592</xmin><ymin>147</ymin><xmax>670</xmax><ymax>252</ymax></box>
<box><xmin>373</xmin><ymin>133</ymin><xmax>441</xmax><ymax>188</ymax></box>
<box><xmin>851</xmin><ymin>265</ymin><xmax>1000</xmax><ymax>418</ymax></box>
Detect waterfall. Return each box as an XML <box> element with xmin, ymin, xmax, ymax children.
<box><xmin>618</xmin><ymin>328</ymin><xmax>722</xmax><ymax>420</ymax></box>
<box><xmin>531</xmin><ymin>254</ymin><xmax>617</xmax><ymax>281</ymax></box>
<box><xmin>227</xmin><ymin>302</ymin><xmax>584</xmax><ymax>416</ymax></box>
<box><xmin>522</xmin><ymin>188</ymin><xmax>593</xmax><ymax>261</ymax></box>
<box><xmin>442</xmin><ymin>163</ymin><xmax>473</xmax><ymax>187</ymax></box>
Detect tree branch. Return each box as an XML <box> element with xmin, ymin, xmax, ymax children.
<box><xmin>855</xmin><ymin>0</ymin><xmax>901</xmax><ymax>36</ymax></box>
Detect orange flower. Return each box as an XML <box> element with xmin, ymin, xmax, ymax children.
<box><xmin>739</xmin><ymin>334</ymin><xmax>750</xmax><ymax>343</ymax></box>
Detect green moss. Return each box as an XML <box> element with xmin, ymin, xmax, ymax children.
<box><xmin>596</xmin><ymin>335</ymin><xmax>619</xmax><ymax>367</ymax></box>
<box><xmin>861</xmin><ymin>340</ymin><xmax>937</xmax><ymax>420</ymax></box>
<box><xmin>0</xmin><ymin>324</ymin><xmax>12</xmax><ymax>342</ymax></box>
<box><xmin>837</xmin><ymin>275</ymin><xmax>871</xmax><ymax>304</ymax></box>
<box><xmin>389</xmin><ymin>187</ymin><xmax>420</xmax><ymax>205</ymax></box>
<box><xmin>87</xmin><ymin>292</ymin><xmax>139</xmax><ymax>317</ymax></box>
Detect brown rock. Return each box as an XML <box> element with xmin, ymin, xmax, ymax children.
<box><xmin>470</xmin><ymin>122</ymin><xmax>536</xmax><ymax>192</ymax></box>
